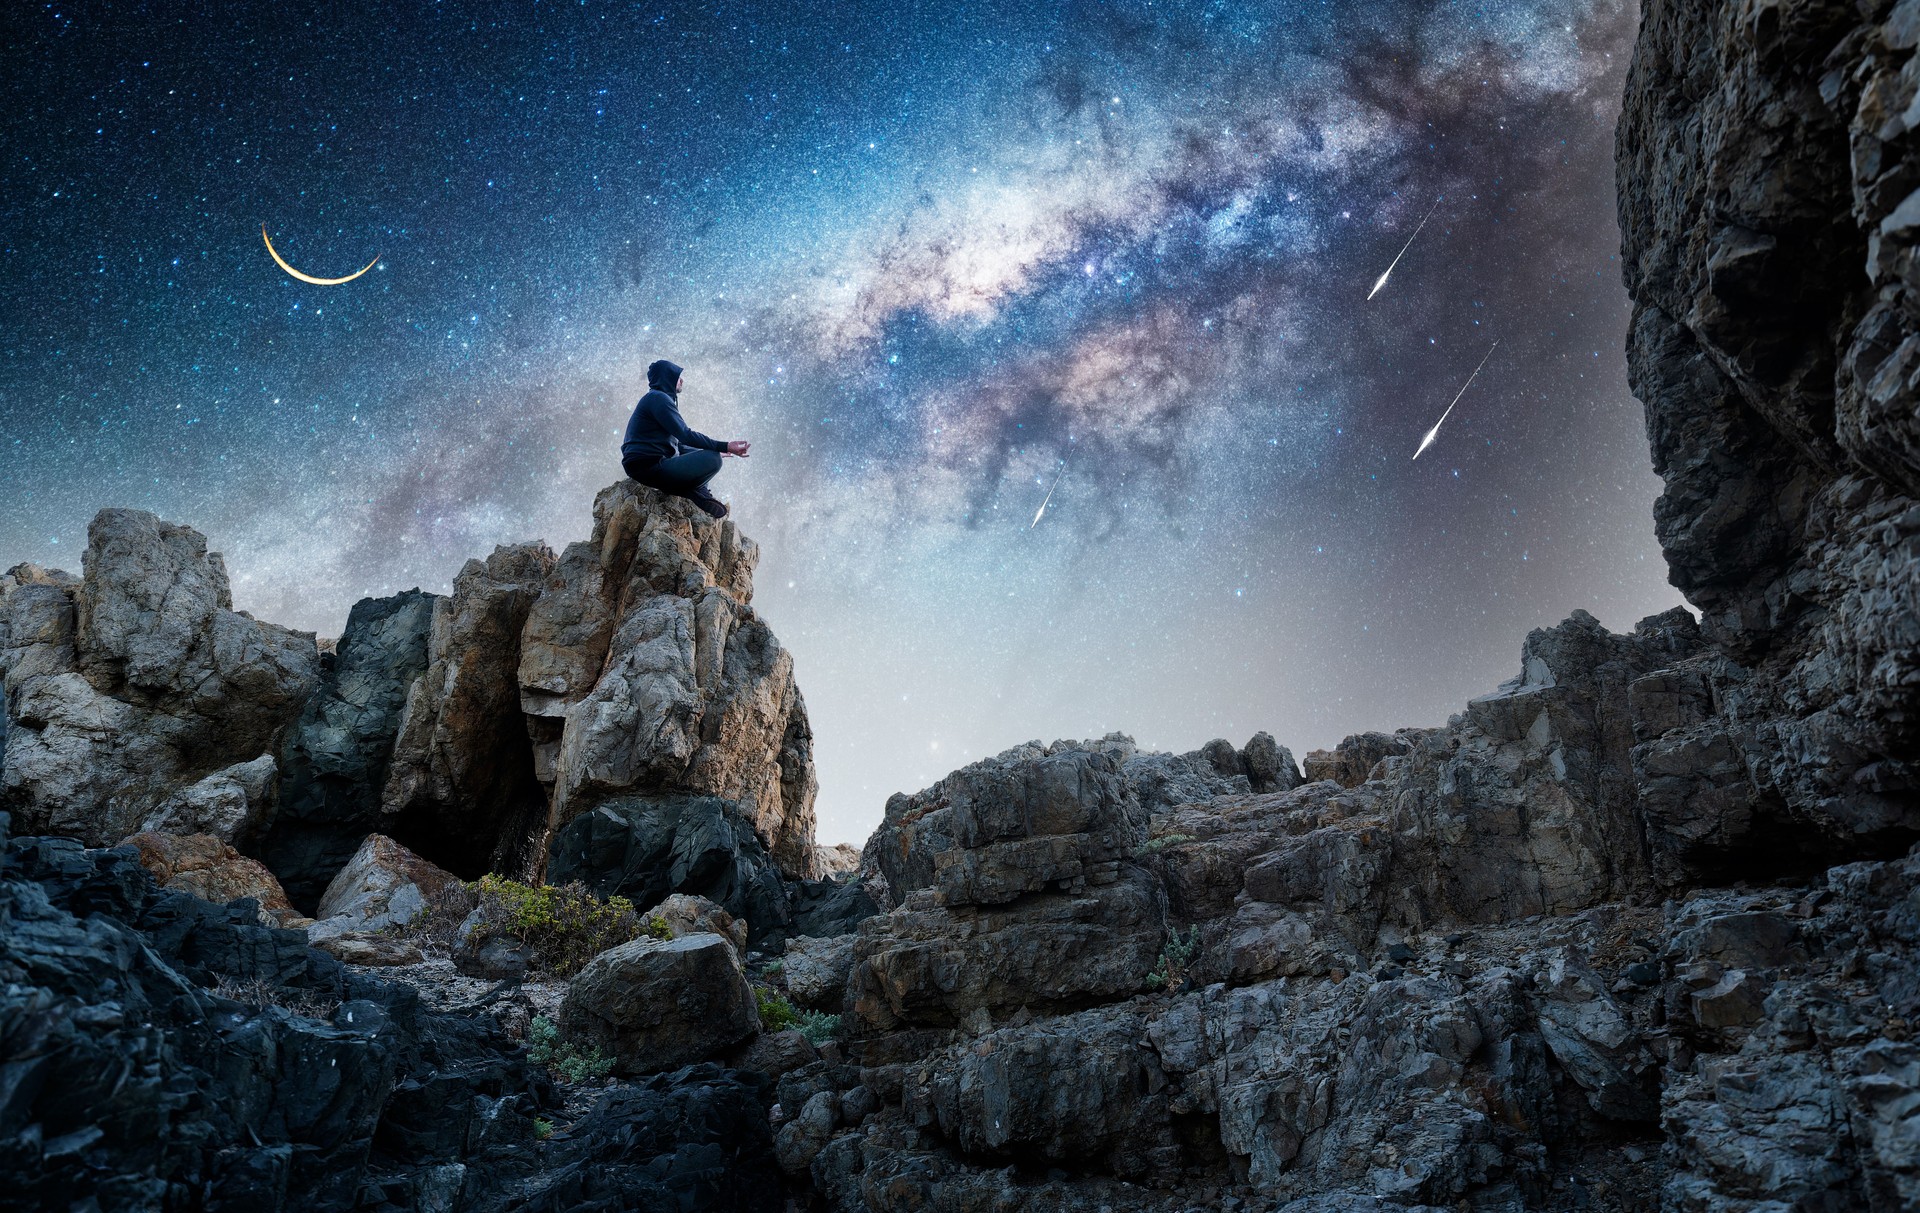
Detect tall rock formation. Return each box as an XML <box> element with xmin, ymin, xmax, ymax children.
<box><xmin>521</xmin><ymin>481</ymin><xmax>818</xmax><ymax>880</ymax></box>
<box><xmin>1618</xmin><ymin>0</ymin><xmax>1920</xmax><ymax>862</ymax></box>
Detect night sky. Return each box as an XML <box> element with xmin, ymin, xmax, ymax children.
<box><xmin>1</xmin><ymin>0</ymin><xmax>1679</xmax><ymax>843</ymax></box>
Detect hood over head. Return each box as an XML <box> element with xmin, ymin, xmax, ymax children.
<box><xmin>646</xmin><ymin>359</ymin><xmax>684</xmax><ymax>394</ymax></box>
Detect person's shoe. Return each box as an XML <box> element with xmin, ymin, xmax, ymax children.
<box><xmin>695</xmin><ymin>496</ymin><xmax>729</xmax><ymax>520</ymax></box>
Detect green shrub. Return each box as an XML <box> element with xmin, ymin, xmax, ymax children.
<box><xmin>756</xmin><ymin>988</ymin><xmax>800</xmax><ymax>1032</ymax></box>
<box><xmin>533</xmin><ymin>1117</ymin><xmax>554</xmax><ymax>1140</ymax></box>
<box><xmin>641</xmin><ymin>913</ymin><xmax>672</xmax><ymax>941</ymax></box>
<box><xmin>794</xmin><ymin>1009</ymin><xmax>840</xmax><ymax>1045</ymax></box>
<box><xmin>472</xmin><ymin>875</ymin><xmax>643</xmax><ymax>977</ymax></box>
<box><xmin>527</xmin><ymin>1015</ymin><xmax>615</xmax><ymax>1084</ymax></box>
<box><xmin>1136</xmin><ymin>833</ymin><xmax>1194</xmax><ymax>856</ymax></box>
<box><xmin>1144</xmin><ymin>926</ymin><xmax>1202</xmax><ymax>995</ymax></box>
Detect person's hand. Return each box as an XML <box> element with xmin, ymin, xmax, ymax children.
<box><xmin>726</xmin><ymin>440</ymin><xmax>751</xmax><ymax>457</ymax></box>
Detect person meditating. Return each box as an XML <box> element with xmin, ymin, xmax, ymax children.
<box><xmin>620</xmin><ymin>359</ymin><xmax>749</xmax><ymax>519</ymax></box>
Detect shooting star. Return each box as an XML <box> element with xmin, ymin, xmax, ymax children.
<box><xmin>1367</xmin><ymin>198</ymin><xmax>1441</xmax><ymax>301</ymax></box>
<box><xmin>1413</xmin><ymin>341</ymin><xmax>1499</xmax><ymax>461</ymax></box>
<box><xmin>1030</xmin><ymin>461</ymin><xmax>1068</xmax><ymax>529</ymax></box>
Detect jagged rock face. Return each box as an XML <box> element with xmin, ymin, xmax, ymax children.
<box><xmin>1301</xmin><ymin>731</ymin><xmax>1414</xmax><ymax>789</ymax></box>
<box><xmin>384</xmin><ymin>543</ymin><xmax>556</xmax><ymax>879</ymax></box>
<box><xmin>527</xmin><ymin>482</ymin><xmax>818</xmax><ymax>881</ymax></box>
<box><xmin>817</xmin><ymin>594</ymin><xmax>1920</xmax><ymax>1208</ymax></box>
<box><xmin>267</xmin><ymin>589</ymin><xmax>437</xmax><ymax>909</ymax></box>
<box><xmin>850</xmin><ymin>743</ymin><xmax>1166</xmax><ymax>1032</ymax></box>
<box><xmin>1619</xmin><ymin>0</ymin><xmax>1920</xmax><ymax>856</ymax></box>
<box><xmin>0</xmin><ymin>820</ymin><xmax>784</xmax><ymax>1212</ymax></box>
<box><xmin>860</xmin><ymin>732</ymin><xmax>1286</xmax><ymax>909</ymax></box>
<box><xmin>1386</xmin><ymin>607</ymin><xmax>1707</xmax><ymax>921</ymax></box>
<box><xmin>0</xmin><ymin>512</ymin><xmax>319</xmax><ymax>847</ymax></box>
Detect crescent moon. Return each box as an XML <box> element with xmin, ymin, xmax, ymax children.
<box><xmin>261</xmin><ymin>225</ymin><xmax>380</xmax><ymax>285</ymax></box>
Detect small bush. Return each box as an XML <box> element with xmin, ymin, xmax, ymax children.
<box><xmin>794</xmin><ymin>1009</ymin><xmax>840</xmax><ymax>1045</ymax></box>
<box><xmin>1136</xmin><ymin>833</ymin><xmax>1194</xmax><ymax>857</ymax></box>
<box><xmin>471</xmin><ymin>875</ymin><xmax>643</xmax><ymax>977</ymax></box>
<box><xmin>533</xmin><ymin>1117</ymin><xmax>554</xmax><ymax>1140</ymax></box>
<box><xmin>641</xmin><ymin>913</ymin><xmax>672</xmax><ymax>941</ymax></box>
<box><xmin>527</xmin><ymin>1015</ymin><xmax>615</xmax><ymax>1084</ymax></box>
<box><xmin>1144</xmin><ymin>926</ymin><xmax>1202</xmax><ymax>995</ymax></box>
<box><xmin>756</xmin><ymin>988</ymin><xmax>800</xmax><ymax>1032</ymax></box>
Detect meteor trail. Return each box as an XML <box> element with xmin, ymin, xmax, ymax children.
<box><xmin>1413</xmin><ymin>341</ymin><xmax>1498</xmax><ymax>461</ymax></box>
<box><xmin>1367</xmin><ymin>198</ymin><xmax>1441</xmax><ymax>301</ymax></box>
<box><xmin>1031</xmin><ymin>461</ymin><xmax>1068</xmax><ymax>528</ymax></box>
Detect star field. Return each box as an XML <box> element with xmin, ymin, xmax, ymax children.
<box><xmin>0</xmin><ymin>0</ymin><xmax>1679</xmax><ymax>842</ymax></box>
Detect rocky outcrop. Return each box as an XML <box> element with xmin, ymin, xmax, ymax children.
<box><xmin>524</xmin><ymin>482</ymin><xmax>818</xmax><ymax>880</ymax></box>
<box><xmin>560</xmin><ymin>932</ymin><xmax>761</xmax><ymax>1074</ymax></box>
<box><xmin>136</xmin><ymin>753</ymin><xmax>279</xmax><ymax>845</ymax></box>
<box><xmin>383</xmin><ymin>544</ymin><xmax>556</xmax><ymax>879</ymax></box>
<box><xmin>850</xmin><ymin>741</ymin><xmax>1166</xmax><ymax>1032</ymax></box>
<box><xmin>786</xmin><ymin>604</ymin><xmax>1920</xmax><ymax>1208</ymax></box>
<box><xmin>0</xmin><ymin>484</ymin><xmax>828</xmax><ymax>959</ymax></box>
<box><xmin>266</xmin><ymin>589</ymin><xmax>437</xmax><ymax>908</ymax></box>
<box><xmin>0</xmin><ymin>512</ymin><xmax>319</xmax><ymax>847</ymax></box>
<box><xmin>1618</xmin><ymin>0</ymin><xmax>1920</xmax><ymax>863</ymax></box>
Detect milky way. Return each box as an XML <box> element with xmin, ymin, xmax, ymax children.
<box><xmin>1</xmin><ymin>0</ymin><xmax>1679</xmax><ymax>842</ymax></box>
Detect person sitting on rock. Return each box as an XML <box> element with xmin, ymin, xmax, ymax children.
<box><xmin>620</xmin><ymin>359</ymin><xmax>749</xmax><ymax>519</ymax></box>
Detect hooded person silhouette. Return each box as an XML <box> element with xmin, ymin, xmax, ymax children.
<box><xmin>619</xmin><ymin>360</ymin><xmax>750</xmax><ymax>519</ymax></box>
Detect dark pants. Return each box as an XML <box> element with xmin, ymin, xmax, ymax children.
<box><xmin>623</xmin><ymin>450</ymin><xmax>723</xmax><ymax>503</ymax></box>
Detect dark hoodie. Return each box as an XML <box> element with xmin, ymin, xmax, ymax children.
<box><xmin>621</xmin><ymin>359</ymin><xmax>728</xmax><ymax>462</ymax></box>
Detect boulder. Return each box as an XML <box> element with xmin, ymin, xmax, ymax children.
<box><xmin>136</xmin><ymin>754</ymin><xmax>278</xmax><ymax>846</ymax></box>
<box><xmin>559</xmin><ymin>932</ymin><xmax>760</xmax><ymax>1075</ymax></box>
<box><xmin>814</xmin><ymin>842</ymin><xmax>861</xmax><ymax>876</ymax></box>
<box><xmin>308</xmin><ymin>833</ymin><xmax>470</xmax><ymax>942</ymax></box>
<box><xmin>264</xmin><ymin>588</ymin><xmax>437</xmax><ymax>908</ymax></box>
<box><xmin>0</xmin><ymin>512</ymin><xmax>319</xmax><ymax>846</ymax></box>
<box><xmin>120</xmin><ymin>830</ymin><xmax>308</xmax><ymax>927</ymax></box>
<box><xmin>782</xmin><ymin>933</ymin><xmax>856</xmax><ymax>1011</ymax></box>
<box><xmin>646</xmin><ymin>891</ymin><xmax>748</xmax><ymax>956</ymax></box>
<box><xmin>1300</xmin><ymin>731</ymin><xmax>1414</xmax><ymax>788</ymax></box>
<box><xmin>546</xmin><ymin>793</ymin><xmax>794</xmax><ymax>945</ymax></box>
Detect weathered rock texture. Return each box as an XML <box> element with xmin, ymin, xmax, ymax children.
<box><xmin>383</xmin><ymin>544</ymin><xmax>556</xmax><ymax>878</ymax></box>
<box><xmin>524</xmin><ymin>482</ymin><xmax>818</xmax><ymax>881</ymax></box>
<box><xmin>559</xmin><ymin>932</ymin><xmax>761</xmax><ymax>1075</ymax></box>
<box><xmin>1618</xmin><ymin>0</ymin><xmax>1920</xmax><ymax>864</ymax></box>
<box><xmin>121</xmin><ymin>829</ymin><xmax>308</xmax><ymax>927</ymax></box>
<box><xmin>795</xmin><ymin>611</ymin><xmax>1920</xmax><ymax>1210</ymax></box>
<box><xmin>266</xmin><ymin>589</ymin><xmax>437</xmax><ymax>908</ymax></box>
<box><xmin>309</xmin><ymin>832</ymin><xmax>470</xmax><ymax>942</ymax></box>
<box><xmin>0</xmin><ymin>511</ymin><xmax>319</xmax><ymax>847</ymax></box>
